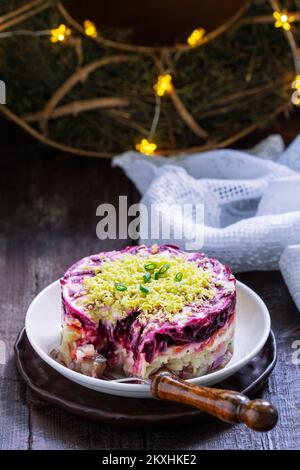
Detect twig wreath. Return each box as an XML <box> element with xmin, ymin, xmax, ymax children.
<box><xmin>0</xmin><ymin>0</ymin><xmax>300</xmax><ymax>158</ymax></box>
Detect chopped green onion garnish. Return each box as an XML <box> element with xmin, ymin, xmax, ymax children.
<box><xmin>143</xmin><ymin>272</ymin><xmax>151</xmax><ymax>283</ymax></box>
<box><xmin>158</xmin><ymin>263</ymin><xmax>170</xmax><ymax>275</ymax></box>
<box><xmin>154</xmin><ymin>271</ymin><xmax>160</xmax><ymax>280</ymax></box>
<box><xmin>175</xmin><ymin>272</ymin><xmax>183</xmax><ymax>282</ymax></box>
<box><xmin>115</xmin><ymin>282</ymin><xmax>127</xmax><ymax>292</ymax></box>
<box><xmin>144</xmin><ymin>262</ymin><xmax>157</xmax><ymax>271</ymax></box>
<box><xmin>140</xmin><ymin>284</ymin><xmax>149</xmax><ymax>294</ymax></box>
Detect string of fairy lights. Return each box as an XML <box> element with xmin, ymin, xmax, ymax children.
<box><xmin>1</xmin><ymin>5</ymin><xmax>300</xmax><ymax>155</ymax></box>
<box><xmin>48</xmin><ymin>22</ymin><xmax>203</xmax><ymax>156</ymax></box>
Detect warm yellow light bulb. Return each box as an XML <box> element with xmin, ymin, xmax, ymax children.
<box><xmin>50</xmin><ymin>24</ymin><xmax>71</xmax><ymax>43</ymax></box>
<box><xmin>187</xmin><ymin>27</ymin><xmax>206</xmax><ymax>47</ymax></box>
<box><xmin>153</xmin><ymin>74</ymin><xmax>172</xmax><ymax>97</ymax></box>
<box><xmin>291</xmin><ymin>75</ymin><xmax>300</xmax><ymax>106</ymax></box>
<box><xmin>273</xmin><ymin>10</ymin><xmax>295</xmax><ymax>31</ymax></box>
<box><xmin>84</xmin><ymin>19</ymin><xmax>98</xmax><ymax>38</ymax></box>
<box><xmin>136</xmin><ymin>139</ymin><xmax>157</xmax><ymax>155</ymax></box>
<box><xmin>291</xmin><ymin>90</ymin><xmax>300</xmax><ymax>106</ymax></box>
<box><xmin>292</xmin><ymin>74</ymin><xmax>300</xmax><ymax>91</ymax></box>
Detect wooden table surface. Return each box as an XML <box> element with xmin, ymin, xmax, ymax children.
<box><xmin>1</xmin><ymin>119</ymin><xmax>300</xmax><ymax>450</ymax></box>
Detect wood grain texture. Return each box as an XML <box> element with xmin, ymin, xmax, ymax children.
<box><xmin>151</xmin><ymin>369</ymin><xmax>278</xmax><ymax>431</ymax></box>
<box><xmin>0</xmin><ymin>118</ymin><xmax>300</xmax><ymax>449</ymax></box>
<box><xmin>0</xmin><ymin>380</ymin><xmax>29</xmax><ymax>450</ymax></box>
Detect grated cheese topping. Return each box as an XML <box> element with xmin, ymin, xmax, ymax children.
<box><xmin>82</xmin><ymin>253</ymin><xmax>214</xmax><ymax>322</ymax></box>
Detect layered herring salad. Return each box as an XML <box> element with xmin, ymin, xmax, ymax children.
<box><xmin>54</xmin><ymin>245</ymin><xmax>236</xmax><ymax>380</ymax></box>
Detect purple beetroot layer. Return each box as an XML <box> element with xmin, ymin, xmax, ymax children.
<box><xmin>60</xmin><ymin>245</ymin><xmax>236</xmax><ymax>368</ymax></box>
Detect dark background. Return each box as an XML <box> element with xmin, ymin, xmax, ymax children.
<box><xmin>1</xmin><ymin>113</ymin><xmax>300</xmax><ymax>449</ymax></box>
<box><xmin>63</xmin><ymin>0</ymin><xmax>246</xmax><ymax>45</ymax></box>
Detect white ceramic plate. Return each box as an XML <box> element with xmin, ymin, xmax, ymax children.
<box><xmin>25</xmin><ymin>280</ymin><xmax>271</xmax><ymax>398</ymax></box>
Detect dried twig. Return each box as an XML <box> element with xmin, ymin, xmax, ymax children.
<box><xmin>23</xmin><ymin>98</ymin><xmax>130</xmax><ymax>123</ymax></box>
<box><xmin>0</xmin><ymin>0</ymin><xmax>44</xmax><ymax>25</ymax></box>
<box><xmin>0</xmin><ymin>2</ymin><xmax>51</xmax><ymax>32</ymax></box>
<box><xmin>57</xmin><ymin>0</ymin><xmax>248</xmax><ymax>54</ymax></box>
<box><xmin>240</xmin><ymin>12</ymin><xmax>300</xmax><ymax>24</ymax></box>
<box><xmin>155</xmin><ymin>53</ymin><xmax>208</xmax><ymax>139</ymax></box>
<box><xmin>40</xmin><ymin>55</ymin><xmax>139</xmax><ymax>134</ymax></box>
<box><xmin>0</xmin><ymin>105</ymin><xmax>113</xmax><ymax>158</ymax></box>
<box><xmin>160</xmin><ymin>101</ymin><xmax>292</xmax><ymax>155</ymax></box>
<box><xmin>169</xmin><ymin>89</ymin><xmax>208</xmax><ymax>140</ymax></box>
<box><xmin>196</xmin><ymin>78</ymin><xmax>291</xmax><ymax>118</ymax></box>
<box><xmin>68</xmin><ymin>36</ymin><xmax>83</xmax><ymax>67</ymax></box>
<box><xmin>57</xmin><ymin>1</ymin><xmax>154</xmax><ymax>54</ymax></box>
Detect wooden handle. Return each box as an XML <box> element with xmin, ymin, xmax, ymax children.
<box><xmin>151</xmin><ymin>369</ymin><xmax>278</xmax><ymax>432</ymax></box>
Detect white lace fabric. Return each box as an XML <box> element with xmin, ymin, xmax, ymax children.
<box><xmin>113</xmin><ymin>135</ymin><xmax>300</xmax><ymax>311</ymax></box>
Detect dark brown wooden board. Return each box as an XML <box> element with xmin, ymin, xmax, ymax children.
<box><xmin>1</xmin><ymin>117</ymin><xmax>300</xmax><ymax>449</ymax></box>
<box><xmin>14</xmin><ymin>329</ymin><xmax>277</xmax><ymax>428</ymax></box>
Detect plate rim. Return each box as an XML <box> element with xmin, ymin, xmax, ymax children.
<box><xmin>25</xmin><ymin>279</ymin><xmax>271</xmax><ymax>395</ymax></box>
